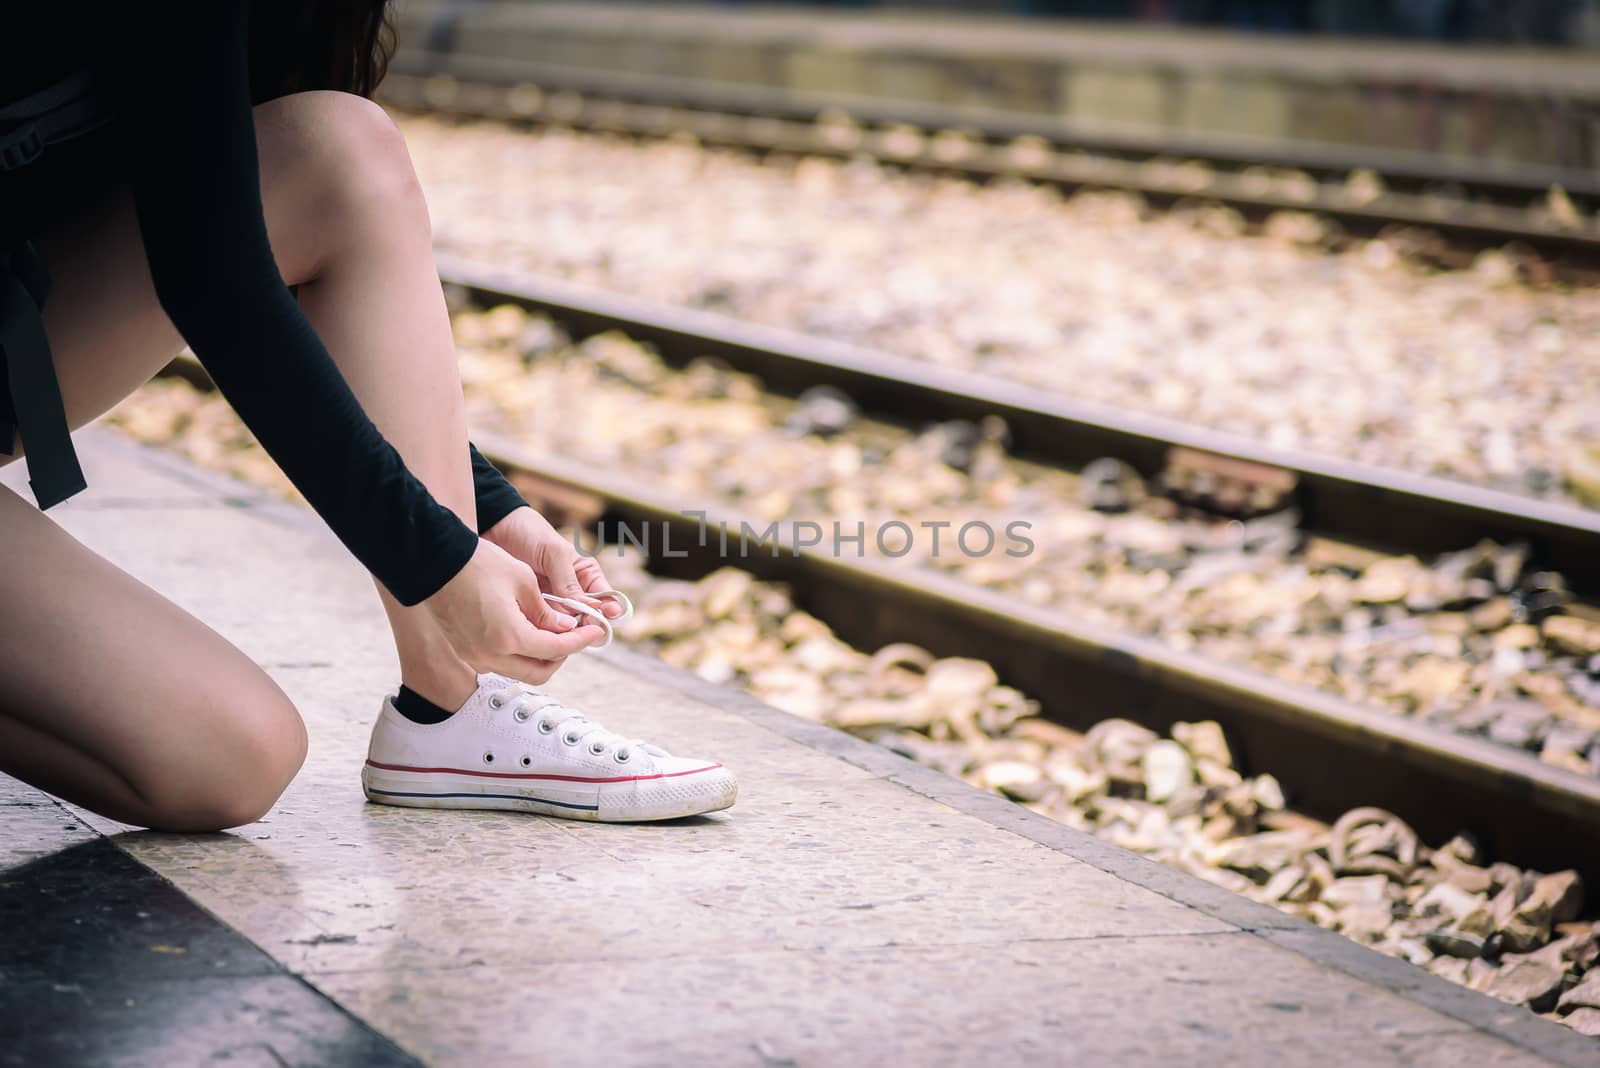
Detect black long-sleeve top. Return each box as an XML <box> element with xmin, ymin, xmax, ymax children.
<box><xmin>0</xmin><ymin>4</ymin><xmax>526</xmax><ymax>605</ymax></box>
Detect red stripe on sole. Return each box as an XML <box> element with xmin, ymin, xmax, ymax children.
<box><xmin>364</xmin><ymin>759</ymin><xmax>723</xmax><ymax>784</ymax></box>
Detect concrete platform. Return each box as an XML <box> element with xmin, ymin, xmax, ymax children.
<box><xmin>2</xmin><ymin>428</ymin><xmax>1596</xmax><ymax>1067</ymax></box>
<box><xmin>393</xmin><ymin>1</ymin><xmax>1600</xmax><ymax>177</ymax></box>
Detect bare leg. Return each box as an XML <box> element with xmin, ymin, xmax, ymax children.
<box><xmin>252</xmin><ymin>93</ymin><xmax>478</xmax><ymax>711</ymax></box>
<box><xmin>2</xmin><ymin>91</ymin><xmax>482</xmax><ymax>826</ymax></box>
<box><xmin>0</xmin><ymin>482</ymin><xmax>307</xmax><ymax>830</ymax></box>
<box><xmin>33</xmin><ymin>91</ymin><xmax>478</xmax><ymax>704</ymax></box>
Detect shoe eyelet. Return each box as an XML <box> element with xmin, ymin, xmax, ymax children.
<box><xmin>537</xmin><ymin>720</ymin><xmax>555</xmax><ymax>734</ymax></box>
<box><xmin>488</xmin><ymin>695</ymin><xmax>504</xmax><ymax>709</ymax></box>
<box><xmin>513</xmin><ymin>707</ymin><xmax>530</xmax><ymax>723</ymax></box>
<box><xmin>589</xmin><ymin>741</ymin><xmax>607</xmax><ymax>756</ymax></box>
<box><xmin>483</xmin><ymin>751</ymin><xmax>495</xmax><ymax>765</ymax></box>
<box><xmin>520</xmin><ymin>755</ymin><xmax>532</xmax><ymax>768</ymax></box>
<box><xmin>615</xmin><ymin>749</ymin><xmax>631</xmax><ymax>764</ymax></box>
<box><xmin>561</xmin><ymin>731</ymin><xmax>582</xmax><ymax>747</ymax></box>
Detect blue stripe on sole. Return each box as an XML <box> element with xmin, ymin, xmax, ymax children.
<box><xmin>366</xmin><ymin>787</ymin><xmax>599</xmax><ymax>812</ymax></box>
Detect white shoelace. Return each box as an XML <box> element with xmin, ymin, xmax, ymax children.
<box><xmin>540</xmin><ymin>590</ymin><xmax>634</xmax><ymax>649</ymax></box>
<box><xmin>492</xmin><ymin>682</ymin><xmax>665</xmax><ymax>764</ymax></box>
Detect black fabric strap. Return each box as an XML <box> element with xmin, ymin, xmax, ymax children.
<box><xmin>0</xmin><ymin>68</ymin><xmax>114</xmax><ymax>173</ymax></box>
<box><xmin>0</xmin><ymin>242</ymin><xmax>85</xmax><ymax>510</ymax></box>
<box><xmin>0</xmin><ymin>68</ymin><xmax>100</xmax><ymax>122</ymax></box>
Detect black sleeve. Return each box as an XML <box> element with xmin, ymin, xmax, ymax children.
<box><xmin>117</xmin><ymin>4</ymin><xmax>477</xmax><ymax>606</ymax></box>
<box><xmin>470</xmin><ymin>443</ymin><xmax>528</xmax><ymax>534</ymax></box>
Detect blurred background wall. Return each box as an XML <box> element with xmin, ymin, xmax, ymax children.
<box><xmin>394</xmin><ymin>1</ymin><xmax>1600</xmax><ymax>172</ymax></box>
<box><xmin>551</xmin><ymin>0</ymin><xmax>1600</xmax><ymax>46</ymax></box>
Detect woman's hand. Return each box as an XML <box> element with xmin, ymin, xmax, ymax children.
<box><xmin>420</xmin><ymin>537</ymin><xmax>608</xmax><ymax>686</ymax></box>
<box><xmin>483</xmin><ymin>506</ymin><xmax>626</xmax><ymax>619</ymax></box>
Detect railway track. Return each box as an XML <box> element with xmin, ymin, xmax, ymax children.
<box><xmin>380</xmin><ymin>64</ymin><xmax>1600</xmax><ymax>280</ymax></box>
<box><xmin>157</xmin><ymin>262</ymin><xmax>1600</xmax><ymax>894</ymax></box>
<box><xmin>426</xmin><ymin>263</ymin><xmax>1600</xmax><ymax>888</ymax></box>
<box><xmin>473</xmin><ymin>433</ymin><xmax>1600</xmax><ymax>888</ymax></box>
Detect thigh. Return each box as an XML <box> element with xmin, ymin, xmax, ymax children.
<box><xmin>21</xmin><ymin>92</ymin><xmax>364</xmax><ymax>437</ymax></box>
<box><xmin>0</xmin><ymin>481</ymin><xmax>304</xmax><ymax>829</ymax></box>
<box><xmin>23</xmin><ymin>180</ymin><xmax>186</xmax><ymax>435</ymax></box>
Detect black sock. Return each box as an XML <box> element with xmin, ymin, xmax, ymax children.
<box><xmin>393</xmin><ymin>684</ymin><xmax>456</xmax><ymax>724</ymax></box>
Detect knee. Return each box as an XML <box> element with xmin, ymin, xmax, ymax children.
<box><xmin>140</xmin><ymin>689</ymin><xmax>308</xmax><ymax>833</ymax></box>
<box><xmin>268</xmin><ymin>90</ymin><xmax>431</xmax><ymax>262</ymax></box>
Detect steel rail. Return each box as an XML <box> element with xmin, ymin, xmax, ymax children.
<box><xmin>381</xmin><ymin>62</ymin><xmax>1600</xmax><ymax>275</ymax></box>
<box><xmin>437</xmin><ymin>256</ymin><xmax>1600</xmax><ymax>600</ymax></box>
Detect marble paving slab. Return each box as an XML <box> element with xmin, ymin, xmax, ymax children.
<box><xmin>4</xmin><ymin>429</ymin><xmax>1590</xmax><ymax>1067</ymax></box>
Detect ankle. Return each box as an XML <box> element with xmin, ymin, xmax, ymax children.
<box><xmin>398</xmin><ymin>661</ymin><xmax>477</xmax><ymax>713</ymax></box>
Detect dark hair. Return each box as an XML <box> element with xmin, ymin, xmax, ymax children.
<box><xmin>248</xmin><ymin>1</ymin><xmax>396</xmax><ymax>105</ymax></box>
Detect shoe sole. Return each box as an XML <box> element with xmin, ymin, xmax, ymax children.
<box><xmin>360</xmin><ymin>761</ymin><xmax>737</xmax><ymax>822</ymax></box>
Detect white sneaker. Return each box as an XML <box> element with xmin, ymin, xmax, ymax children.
<box><xmin>361</xmin><ymin>674</ymin><xmax>737</xmax><ymax>821</ymax></box>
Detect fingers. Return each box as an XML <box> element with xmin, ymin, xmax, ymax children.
<box><xmin>426</xmin><ymin>539</ymin><xmax>616</xmax><ymax>681</ymax></box>
<box><xmin>573</xmin><ymin>556</ymin><xmax>625</xmax><ymax>618</ymax></box>
<box><xmin>543</xmin><ymin>542</ymin><xmax>588</xmax><ymax>601</ymax></box>
<box><xmin>520</xmin><ymin>584</ymin><xmax>579</xmax><ymax>633</ymax></box>
<box><xmin>517</xmin><ymin>566</ymin><xmax>619</xmax><ymax>648</ymax></box>
<box><xmin>510</xmin><ymin>609</ymin><xmax>608</xmax><ymax>660</ymax></box>
<box><xmin>574</xmin><ymin>555</ymin><xmax>613</xmax><ymax>592</ymax></box>
<box><xmin>535</xmin><ymin>624</ymin><xmax>609</xmax><ymax>659</ymax></box>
